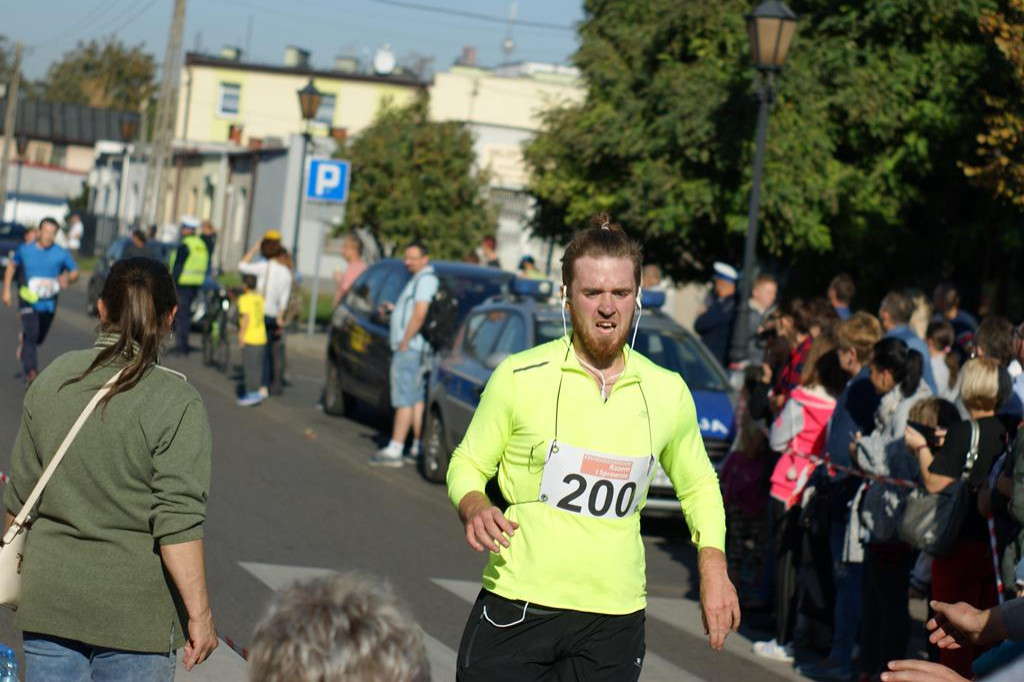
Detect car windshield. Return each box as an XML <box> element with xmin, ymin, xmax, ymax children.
<box><xmin>0</xmin><ymin>223</ymin><xmax>23</xmax><ymax>238</ymax></box>
<box><xmin>536</xmin><ymin>320</ymin><xmax>729</xmax><ymax>392</ymax></box>
<box><xmin>442</xmin><ymin>273</ymin><xmax>509</xmax><ymax>318</ymax></box>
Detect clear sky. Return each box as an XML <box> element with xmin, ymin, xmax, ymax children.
<box><xmin>6</xmin><ymin>0</ymin><xmax>584</xmax><ymax>80</ymax></box>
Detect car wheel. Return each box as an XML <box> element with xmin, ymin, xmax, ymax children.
<box><xmin>422</xmin><ymin>407</ymin><xmax>450</xmax><ymax>484</ymax></box>
<box><xmin>323</xmin><ymin>360</ymin><xmax>355</xmax><ymax>417</ymax></box>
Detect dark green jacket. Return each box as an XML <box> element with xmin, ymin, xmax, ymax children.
<box><xmin>4</xmin><ymin>335</ymin><xmax>212</xmax><ymax>652</ymax></box>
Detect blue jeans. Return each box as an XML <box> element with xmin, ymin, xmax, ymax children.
<box><xmin>828</xmin><ymin>519</ymin><xmax>863</xmax><ymax>666</ymax></box>
<box><xmin>24</xmin><ymin>633</ymin><xmax>176</xmax><ymax>682</ymax></box>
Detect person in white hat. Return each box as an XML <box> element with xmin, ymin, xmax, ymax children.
<box><xmin>694</xmin><ymin>261</ymin><xmax>738</xmax><ymax>367</ymax></box>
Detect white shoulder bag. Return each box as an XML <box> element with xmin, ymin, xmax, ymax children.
<box><xmin>0</xmin><ymin>368</ymin><xmax>125</xmax><ymax>609</ymax></box>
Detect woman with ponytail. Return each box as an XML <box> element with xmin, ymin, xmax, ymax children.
<box><xmin>4</xmin><ymin>257</ymin><xmax>218</xmax><ymax>679</ymax></box>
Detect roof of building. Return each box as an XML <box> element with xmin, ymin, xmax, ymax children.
<box><xmin>184</xmin><ymin>52</ymin><xmax>429</xmax><ymax>87</ymax></box>
<box><xmin>0</xmin><ymin>98</ymin><xmax>141</xmax><ymax>147</ymax></box>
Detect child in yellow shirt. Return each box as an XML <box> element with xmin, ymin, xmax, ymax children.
<box><xmin>237</xmin><ymin>274</ymin><xmax>268</xmax><ymax>406</ymax></box>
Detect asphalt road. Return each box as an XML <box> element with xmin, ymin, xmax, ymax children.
<box><xmin>0</xmin><ymin>283</ymin><xmax>811</xmax><ymax>681</ymax></box>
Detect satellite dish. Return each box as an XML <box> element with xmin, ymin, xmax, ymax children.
<box><xmin>373</xmin><ymin>45</ymin><xmax>396</xmax><ymax>75</ymax></box>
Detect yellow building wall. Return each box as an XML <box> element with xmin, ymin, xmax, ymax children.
<box><xmin>177</xmin><ymin>65</ymin><xmax>420</xmax><ymax>145</ymax></box>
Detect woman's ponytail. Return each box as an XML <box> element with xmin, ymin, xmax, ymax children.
<box><xmin>62</xmin><ymin>257</ymin><xmax>178</xmax><ymax>407</ymax></box>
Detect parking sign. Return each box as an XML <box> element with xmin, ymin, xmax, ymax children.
<box><xmin>306</xmin><ymin>158</ymin><xmax>351</xmax><ymax>203</ymax></box>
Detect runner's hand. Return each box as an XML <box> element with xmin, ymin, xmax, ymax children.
<box><xmin>182</xmin><ymin>615</ymin><xmax>218</xmax><ymax>670</ymax></box>
<box><xmin>697</xmin><ymin>548</ymin><xmax>740</xmax><ymax>651</ymax></box>
<box><xmin>881</xmin><ymin>659</ymin><xmax>968</xmax><ymax>681</ymax></box>
<box><xmin>462</xmin><ymin>495</ymin><xmax>519</xmax><ymax>554</ymax></box>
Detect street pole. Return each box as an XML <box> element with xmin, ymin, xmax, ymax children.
<box><xmin>0</xmin><ymin>42</ymin><xmax>23</xmax><ymax>221</ymax></box>
<box><xmin>307</xmin><ymin>205</ymin><xmax>345</xmax><ymax>336</ymax></box>
<box><xmin>291</xmin><ymin>132</ymin><xmax>309</xmax><ymax>268</ymax></box>
<box><xmin>729</xmin><ymin>73</ymin><xmax>774</xmax><ymax>368</ymax></box>
<box><xmin>12</xmin><ymin>158</ymin><xmax>22</xmax><ymax>221</ymax></box>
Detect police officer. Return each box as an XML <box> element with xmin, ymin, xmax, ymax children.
<box><xmin>447</xmin><ymin>214</ymin><xmax>739</xmax><ymax>681</ymax></box>
<box><xmin>169</xmin><ymin>216</ymin><xmax>209</xmax><ymax>355</ymax></box>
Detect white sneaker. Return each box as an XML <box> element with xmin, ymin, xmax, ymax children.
<box><xmin>370</xmin><ymin>444</ymin><xmax>403</xmax><ymax>468</ymax></box>
<box><xmin>753</xmin><ymin>638</ymin><xmax>794</xmax><ymax>663</ymax></box>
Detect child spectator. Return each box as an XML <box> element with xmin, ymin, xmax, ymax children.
<box><xmin>754</xmin><ymin>338</ymin><xmax>847</xmax><ymax>662</ymax></box>
<box><xmin>237</xmin><ymin>274</ymin><xmax>267</xmax><ymax>407</ymax></box>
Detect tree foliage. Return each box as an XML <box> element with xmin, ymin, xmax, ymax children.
<box><xmin>40</xmin><ymin>37</ymin><xmax>155</xmax><ymax>111</ymax></box>
<box><xmin>526</xmin><ymin>0</ymin><xmax>1021</xmax><ymax>309</ymax></box>
<box><xmin>342</xmin><ymin>97</ymin><xmax>495</xmax><ymax>259</ymax></box>
<box><xmin>963</xmin><ymin>0</ymin><xmax>1024</xmax><ymax>208</ymax></box>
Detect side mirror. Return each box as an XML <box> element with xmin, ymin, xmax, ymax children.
<box><xmin>483</xmin><ymin>352</ymin><xmax>508</xmax><ymax>370</ymax></box>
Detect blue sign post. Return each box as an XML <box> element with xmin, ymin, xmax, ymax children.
<box><xmin>305</xmin><ymin>158</ymin><xmax>351</xmax><ymax>203</ymax></box>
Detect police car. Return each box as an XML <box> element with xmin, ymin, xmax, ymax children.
<box><xmin>421</xmin><ymin>278</ymin><xmax>737</xmax><ymax>513</ymax></box>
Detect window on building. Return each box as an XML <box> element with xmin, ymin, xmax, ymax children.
<box><xmin>316</xmin><ymin>94</ymin><xmax>336</xmax><ymax>126</ymax></box>
<box><xmin>219</xmin><ymin>83</ymin><xmax>241</xmax><ymax>116</ymax></box>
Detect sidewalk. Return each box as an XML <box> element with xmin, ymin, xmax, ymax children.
<box><xmin>284</xmin><ymin>329</ymin><xmax>328</xmax><ymax>361</ymax></box>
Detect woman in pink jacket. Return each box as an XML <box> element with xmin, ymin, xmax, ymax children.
<box><xmin>754</xmin><ymin>340</ymin><xmax>847</xmax><ymax>662</ymax></box>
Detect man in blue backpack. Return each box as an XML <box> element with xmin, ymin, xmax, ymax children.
<box><xmin>371</xmin><ymin>240</ymin><xmax>438</xmax><ymax>468</ymax></box>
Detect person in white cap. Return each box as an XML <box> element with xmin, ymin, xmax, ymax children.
<box><xmin>694</xmin><ymin>261</ymin><xmax>738</xmax><ymax>367</ymax></box>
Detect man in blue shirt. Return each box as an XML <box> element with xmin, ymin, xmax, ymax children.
<box><xmin>370</xmin><ymin>240</ymin><xmax>438</xmax><ymax>468</ymax></box>
<box><xmin>879</xmin><ymin>290</ymin><xmax>938</xmax><ymax>394</ymax></box>
<box><xmin>2</xmin><ymin>218</ymin><xmax>78</xmax><ymax>381</ymax></box>
<box><xmin>828</xmin><ymin>274</ymin><xmax>855</xmax><ymax>321</ymax></box>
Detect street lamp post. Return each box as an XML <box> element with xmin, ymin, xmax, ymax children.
<box><xmin>117</xmin><ymin>116</ymin><xmax>139</xmax><ymax>235</ymax></box>
<box><xmin>291</xmin><ymin>78</ymin><xmax>322</xmax><ymax>271</ymax></box>
<box><xmin>729</xmin><ymin>1</ymin><xmax>798</xmax><ymax>367</ymax></box>
<box><xmin>12</xmin><ymin>134</ymin><xmax>28</xmax><ymax>222</ymax></box>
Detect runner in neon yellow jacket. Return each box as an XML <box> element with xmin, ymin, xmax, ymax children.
<box><xmin>447</xmin><ymin>337</ymin><xmax>727</xmax><ymax>614</ymax></box>
<box><xmin>447</xmin><ymin>215</ymin><xmax>738</xmax><ymax>682</ymax></box>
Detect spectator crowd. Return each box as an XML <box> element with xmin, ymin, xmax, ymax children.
<box><xmin>701</xmin><ymin>267</ymin><xmax>1024</xmax><ymax>681</ymax></box>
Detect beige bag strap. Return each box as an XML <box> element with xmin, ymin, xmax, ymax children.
<box><xmin>2</xmin><ymin>368</ymin><xmax>126</xmax><ymax>545</ymax></box>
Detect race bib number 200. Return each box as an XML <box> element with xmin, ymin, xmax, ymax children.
<box><xmin>539</xmin><ymin>441</ymin><xmax>655</xmax><ymax>520</ymax></box>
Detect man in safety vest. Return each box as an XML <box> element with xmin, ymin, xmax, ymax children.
<box><xmin>169</xmin><ymin>215</ymin><xmax>209</xmax><ymax>355</ymax></box>
<box><xmin>447</xmin><ymin>213</ymin><xmax>739</xmax><ymax>681</ymax></box>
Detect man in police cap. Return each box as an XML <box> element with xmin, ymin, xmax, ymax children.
<box><xmin>169</xmin><ymin>215</ymin><xmax>209</xmax><ymax>355</ymax></box>
<box><xmin>694</xmin><ymin>261</ymin><xmax>738</xmax><ymax>367</ymax></box>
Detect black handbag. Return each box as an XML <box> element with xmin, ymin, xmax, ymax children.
<box><xmin>898</xmin><ymin>420</ymin><xmax>980</xmax><ymax>557</ymax></box>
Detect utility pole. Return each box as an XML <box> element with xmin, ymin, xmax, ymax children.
<box><xmin>140</xmin><ymin>0</ymin><xmax>186</xmax><ymax>233</ymax></box>
<box><xmin>0</xmin><ymin>43</ymin><xmax>23</xmax><ymax>221</ymax></box>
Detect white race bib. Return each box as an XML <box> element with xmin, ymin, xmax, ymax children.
<box><xmin>27</xmin><ymin>277</ymin><xmax>60</xmax><ymax>300</ymax></box>
<box><xmin>538</xmin><ymin>441</ymin><xmax>655</xmax><ymax>520</ymax></box>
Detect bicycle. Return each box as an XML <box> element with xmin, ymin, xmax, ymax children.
<box><xmin>200</xmin><ymin>285</ymin><xmax>233</xmax><ymax>371</ymax></box>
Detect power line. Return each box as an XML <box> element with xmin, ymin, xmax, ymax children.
<box><xmin>107</xmin><ymin>0</ymin><xmax>163</xmax><ymax>36</ymax></box>
<box><xmin>364</xmin><ymin>0</ymin><xmax>575</xmax><ymax>32</ymax></box>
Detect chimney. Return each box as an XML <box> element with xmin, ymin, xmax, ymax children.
<box><xmin>334</xmin><ymin>56</ymin><xmax>359</xmax><ymax>74</ymax></box>
<box><xmin>220</xmin><ymin>46</ymin><xmax>242</xmax><ymax>61</ymax></box>
<box><xmin>457</xmin><ymin>45</ymin><xmax>477</xmax><ymax>67</ymax></box>
<box><xmin>284</xmin><ymin>46</ymin><xmax>311</xmax><ymax>69</ymax></box>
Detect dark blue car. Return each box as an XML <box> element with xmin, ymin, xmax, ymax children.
<box><xmin>421</xmin><ymin>280</ymin><xmax>737</xmax><ymax>513</ymax></box>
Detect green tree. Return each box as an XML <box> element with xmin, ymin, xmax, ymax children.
<box><xmin>342</xmin><ymin>97</ymin><xmax>495</xmax><ymax>259</ymax></box>
<box><xmin>41</xmin><ymin>37</ymin><xmax>155</xmax><ymax>111</ymax></box>
<box><xmin>526</xmin><ymin>0</ymin><xmax>1019</xmax><ymax>309</ymax></box>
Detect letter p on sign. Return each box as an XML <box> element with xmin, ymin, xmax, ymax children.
<box><xmin>305</xmin><ymin>159</ymin><xmax>351</xmax><ymax>203</ymax></box>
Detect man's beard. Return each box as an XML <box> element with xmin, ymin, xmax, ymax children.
<box><xmin>570</xmin><ymin>306</ymin><xmax>632</xmax><ymax>366</ymax></box>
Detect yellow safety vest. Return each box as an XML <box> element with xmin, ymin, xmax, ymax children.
<box><xmin>169</xmin><ymin>235</ymin><xmax>210</xmax><ymax>286</ymax></box>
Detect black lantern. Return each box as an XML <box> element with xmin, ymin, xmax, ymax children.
<box><xmin>746</xmin><ymin>1</ymin><xmax>799</xmax><ymax>71</ymax></box>
<box><xmin>297</xmin><ymin>79</ymin><xmax>322</xmax><ymax>121</ymax></box>
<box><xmin>120</xmin><ymin>116</ymin><xmax>139</xmax><ymax>142</ymax></box>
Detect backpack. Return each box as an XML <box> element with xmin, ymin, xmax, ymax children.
<box><xmin>410</xmin><ymin>273</ymin><xmax>458</xmax><ymax>351</ymax></box>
